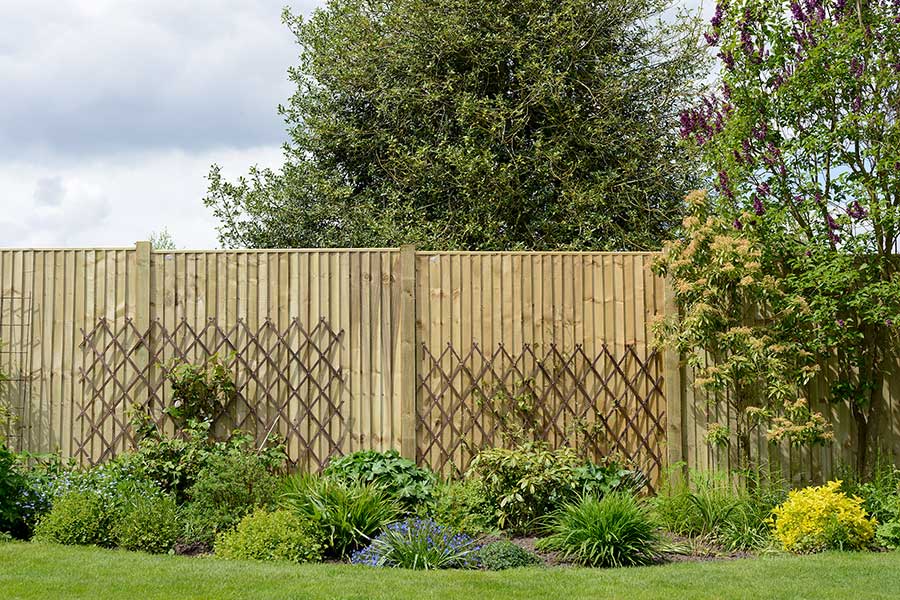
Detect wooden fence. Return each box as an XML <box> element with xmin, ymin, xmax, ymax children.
<box><xmin>0</xmin><ymin>243</ymin><xmax>898</xmax><ymax>486</ymax></box>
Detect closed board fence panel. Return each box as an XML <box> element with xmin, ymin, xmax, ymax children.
<box><xmin>5</xmin><ymin>243</ymin><xmax>898</xmax><ymax>486</ymax></box>
<box><xmin>414</xmin><ymin>252</ymin><xmax>667</xmax><ymax>484</ymax></box>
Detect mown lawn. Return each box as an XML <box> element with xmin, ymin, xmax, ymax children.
<box><xmin>2</xmin><ymin>542</ymin><xmax>898</xmax><ymax>600</ymax></box>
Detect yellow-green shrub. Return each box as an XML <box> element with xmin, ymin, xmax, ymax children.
<box><xmin>770</xmin><ymin>481</ymin><xmax>876</xmax><ymax>554</ymax></box>
<box><xmin>215</xmin><ymin>509</ymin><xmax>322</xmax><ymax>563</ymax></box>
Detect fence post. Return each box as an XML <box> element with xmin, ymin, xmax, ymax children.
<box><xmin>398</xmin><ymin>244</ymin><xmax>418</xmax><ymax>461</ymax></box>
<box><xmin>134</xmin><ymin>241</ymin><xmax>152</xmax><ymax>404</ymax></box>
<box><xmin>663</xmin><ymin>276</ymin><xmax>685</xmax><ymax>482</ymax></box>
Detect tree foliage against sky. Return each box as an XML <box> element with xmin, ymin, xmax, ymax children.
<box><xmin>675</xmin><ymin>0</ymin><xmax>900</xmax><ymax>472</ymax></box>
<box><xmin>205</xmin><ymin>0</ymin><xmax>707</xmax><ymax>250</ymax></box>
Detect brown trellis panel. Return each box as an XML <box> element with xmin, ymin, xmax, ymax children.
<box><xmin>417</xmin><ymin>342</ymin><xmax>666</xmax><ymax>489</ymax></box>
<box><xmin>78</xmin><ymin>316</ymin><xmax>344</xmax><ymax>471</ymax></box>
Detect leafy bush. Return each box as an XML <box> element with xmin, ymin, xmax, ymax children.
<box><xmin>33</xmin><ymin>490</ymin><xmax>115</xmax><ymax>547</ymax></box>
<box><xmin>280</xmin><ymin>474</ymin><xmax>399</xmax><ymax>558</ymax></box>
<box><xmin>467</xmin><ymin>444</ymin><xmax>643</xmax><ymax>534</ymax></box>
<box><xmin>839</xmin><ymin>458</ymin><xmax>900</xmax><ymax>525</ymax></box>
<box><xmin>573</xmin><ymin>463</ymin><xmax>648</xmax><ymax>499</ymax></box>
<box><xmin>0</xmin><ymin>442</ymin><xmax>26</xmax><ymax>536</ymax></box>
<box><xmin>112</xmin><ymin>485</ymin><xmax>180</xmax><ymax>554</ymax></box>
<box><xmin>123</xmin><ymin>414</ymin><xmax>286</xmax><ymax>504</ymax></box>
<box><xmin>476</xmin><ymin>540</ymin><xmax>540</xmax><ymax>570</ymax></box>
<box><xmin>179</xmin><ymin>449</ymin><xmax>281</xmax><ymax>545</ymax></box>
<box><xmin>770</xmin><ymin>481</ymin><xmax>876</xmax><ymax>554</ymax></box>
<box><xmin>651</xmin><ymin>470</ymin><xmax>783</xmax><ymax>551</ymax></box>
<box><xmin>431</xmin><ymin>479</ymin><xmax>495</xmax><ymax>536</ymax></box>
<box><xmin>323</xmin><ymin>450</ymin><xmax>436</xmax><ymax>509</ymax></box>
<box><xmin>876</xmin><ymin>521</ymin><xmax>900</xmax><ymax>550</ymax></box>
<box><xmin>351</xmin><ymin>518</ymin><xmax>481</xmax><ymax>569</ymax></box>
<box><xmin>163</xmin><ymin>354</ymin><xmax>235</xmax><ymax>428</ymax></box>
<box><xmin>537</xmin><ymin>493</ymin><xmax>660</xmax><ymax>567</ymax></box>
<box><xmin>215</xmin><ymin>509</ymin><xmax>322</xmax><ymax>563</ymax></box>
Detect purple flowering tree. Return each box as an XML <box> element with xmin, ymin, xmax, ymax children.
<box><xmin>682</xmin><ymin>0</ymin><xmax>900</xmax><ymax>474</ymax></box>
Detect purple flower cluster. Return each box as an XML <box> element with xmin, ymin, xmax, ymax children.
<box><xmin>846</xmin><ymin>201</ymin><xmax>868</xmax><ymax>220</ymax></box>
<box><xmin>679</xmin><ymin>95</ymin><xmax>726</xmax><ymax>145</ymax></box>
<box><xmin>351</xmin><ymin>518</ymin><xmax>482</xmax><ymax>569</ymax></box>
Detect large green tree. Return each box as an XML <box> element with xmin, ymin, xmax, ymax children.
<box><xmin>205</xmin><ymin>0</ymin><xmax>707</xmax><ymax>250</ymax></box>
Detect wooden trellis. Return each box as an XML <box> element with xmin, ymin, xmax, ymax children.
<box><xmin>78</xmin><ymin>316</ymin><xmax>345</xmax><ymax>470</ymax></box>
<box><xmin>417</xmin><ymin>342</ymin><xmax>666</xmax><ymax>489</ymax></box>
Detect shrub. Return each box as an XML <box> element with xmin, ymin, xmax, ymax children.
<box><xmin>537</xmin><ymin>493</ymin><xmax>660</xmax><ymax>567</ymax></box>
<box><xmin>468</xmin><ymin>444</ymin><xmax>581</xmax><ymax>533</ymax></box>
<box><xmin>323</xmin><ymin>450</ymin><xmax>436</xmax><ymax>509</ymax></box>
<box><xmin>770</xmin><ymin>481</ymin><xmax>876</xmax><ymax>554</ymax></box>
<box><xmin>573</xmin><ymin>463</ymin><xmax>647</xmax><ymax>499</ymax></box>
<box><xmin>839</xmin><ymin>458</ymin><xmax>900</xmax><ymax>525</ymax></box>
<box><xmin>179</xmin><ymin>450</ymin><xmax>281</xmax><ymax>545</ymax></box>
<box><xmin>112</xmin><ymin>485</ymin><xmax>180</xmax><ymax>554</ymax></box>
<box><xmin>876</xmin><ymin>521</ymin><xmax>900</xmax><ymax>550</ymax></box>
<box><xmin>650</xmin><ymin>470</ymin><xmax>783</xmax><ymax>551</ymax></box>
<box><xmin>431</xmin><ymin>479</ymin><xmax>495</xmax><ymax>536</ymax></box>
<box><xmin>0</xmin><ymin>442</ymin><xmax>26</xmax><ymax>536</ymax></box>
<box><xmin>122</xmin><ymin>418</ymin><xmax>286</xmax><ymax>504</ymax></box>
<box><xmin>33</xmin><ymin>490</ymin><xmax>115</xmax><ymax>547</ymax></box>
<box><xmin>351</xmin><ymin>518</ymin><xmax>481</xmax><ymax>569</ymax></box>
<box><xmin>163</xmin><ymin>354</ymin><xmax>235</xmax><ymax>428</ymax></box>
<box><xmin>476</xmin><ymin>540</ymin><xmax>540</xmax><ymax>570</ymax></box>
<box><xmin>215</xmin><ymin>509</ymin><xmax>322</xmax><ymax>563</ymax></box>
<box><xmin>280</xmin><ymin>474</ymin><xmax>399</xmax><ymax>558</ymax></box>
<box><xmin>467</xmin><ymin>444</ymin><xmax>642</xmax><ymax>534</ymax></box>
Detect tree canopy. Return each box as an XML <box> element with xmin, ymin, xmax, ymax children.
<box><xmin>672</xmin><ymin>0</ymin><xmax>900</xmax><ymax>472</ymax></box>
<box><xmin>205</xmin><ymin>0</ymin><xmax>707</xmax><ymax>250</ymax></box>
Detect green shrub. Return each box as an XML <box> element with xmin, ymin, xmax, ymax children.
<box><xmin>323</xmin><ymin>450</ymin><xmax>436</xmax><ymax>509</ymax></box>
<box><xmin>573</xmin><ymin>463</ymin><xmax>648</xmax><ymax>499</ymax></box>
<box><xmin>179</xmin><ymin>449</ymin><xmax>281</xmax><ymax>545</ymax></box>
<box><xmin>876</xmin><ymin>521</ymin><xmax>900</xmax><ymax>549</ymax></box>
<box><xmin>476</xmin><ymin>540</ymin><xmax>540</xmax><ymax>570</ymax></box>
<box><xmin>0</xmin><ymin>442</ymin><xmax>26</xmax><ymax>536</ymax></box>
<box><xmin>839</xmin><ymin>457</ymin><xmax>900</xmax><ymax>525</ymax></box>
<box><xmin>771</xmin><ymin>481</ymin><xmax>876</xmax><ymax>554</ymax></box>
<box><xmin>351</xmin><ymin>518</ymin><xmax>481</xmax><ymax>569</ymax></box>
<box><xmin>650</xmin><ymin>470</ymin><xmax>782</xmax><ymax>551</ymax></box>
<box><xmin>467</xmin><ymin>444</ymin><xmax>641</xmax><ymax>534</ymax></box>
<box><xmin>280</xmin><ymin>474</ymin><xmax>399</xmax><ymax>558</ymax></box>
<box><xmin>33</xmin><ymin>490</ymin><xmax>115</xmax><ymax>546</ymax></box>
<box><xmin>121</xmin><ymin>417</ymin><xmax>286</xmax><ymax>504</ymax></box>
<box><xmin>215</xmin><ymin>509</ymin><xmax>322</xmax><ymax>563</ymax></box>
<box><xmin>163</xmin><ymin>355</ymin><xmax>235</xmax><ymax>429</ymax></box>
<box><xmin>431</xmin><ymin>479</ymin><xmax>495</xmax><ymax>536</ymax></box>
<box><xmin>112</xmin><ymin>485</ymin><xmax>180</xmax><ymax>554</ymax></box>
<box><xmin>537</xmin><ymin>493</ymin><xmax>660</xmax><ymax>567</ymax></box>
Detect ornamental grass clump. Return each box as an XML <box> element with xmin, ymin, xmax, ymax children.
<box><xmin>351</xmin><ymin>518</ymin><xmax>481</xmax><ymax>570</ymax></box>
<box><xmin>537</xmin><ymin>493</ymin><xmax>660</xmax><ymax>567</ymax></box>
<box><xmin>770</xmin><ymin>481</ymin><xmax>876</xmax><ymax>554</ymax></box>
<box><xmin>280</xmin><ymin>474</ymin><xmax>399</xmax><ymax>558</ymax></box>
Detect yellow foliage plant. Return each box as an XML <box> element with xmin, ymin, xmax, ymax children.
<box><xmin>770</xmin><ymin>481</ymin><xmax>876</xmax><ymax>554</ymax></box>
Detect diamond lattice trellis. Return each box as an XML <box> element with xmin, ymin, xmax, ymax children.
<box><xmin>78</xmin><ymin>316</ymin><xmax>344</xmax><ymax>470</ymax></box>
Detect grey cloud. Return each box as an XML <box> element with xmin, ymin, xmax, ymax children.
<box><xmin>0</xmin><ymin>1</ymin><xmax>323</xmax><ymax>160</ymax></box>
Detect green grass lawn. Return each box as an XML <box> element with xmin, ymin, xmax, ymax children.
<box><xmin>2</xmin><ymin>542</ymin><xmax>898</xmax><ymax>600</ymax></box>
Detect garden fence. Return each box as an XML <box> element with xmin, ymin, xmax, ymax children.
<box><xmin>0</xmin><ymin>244</ymin><xmax>897</xmax><ymax>486</ymax></box>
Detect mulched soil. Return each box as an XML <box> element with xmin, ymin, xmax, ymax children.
<box><xmin>173</xmin><ymin>541</ymin><xmax>212</xmax><ymax>557</ymax></box>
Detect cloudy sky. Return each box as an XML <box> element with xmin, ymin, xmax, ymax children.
<box><xmin>1</xmin><ymin>0</ymin><xmax>708</xmax><ymax>249</ymax></box>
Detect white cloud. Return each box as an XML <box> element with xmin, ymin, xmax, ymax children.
<box><xmin>0</xmin><ymin>1</ymin><xmax>324</xmax><ymax>248</ymax></box>
<box><xmin>0</xmin><ymin>145</ymin><xmax>283</xmax><ymax>248</ymax></box>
